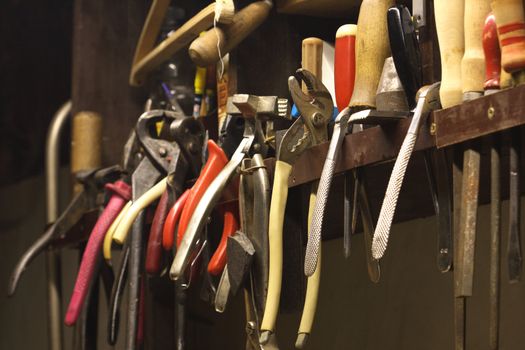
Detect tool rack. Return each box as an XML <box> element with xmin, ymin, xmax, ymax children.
<box><xmin>43</xmin><ymin>0</ymin><xmax>525</xmax><ymax>349</ymax></box>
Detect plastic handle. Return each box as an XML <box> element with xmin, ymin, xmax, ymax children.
<box><xmin>207</xmin><ymin>202</ymin><xmax>239</xmax><ymax>275</ymax></box>
<box><xmin>388</xmin><ymin>5</ymin><xmax>423</xmax><ymax>109</ymax></box>
<box><xmin>492</xmin><ymin>0</ymin><xmax>525</xmax><ymax>74</ymax></box>
<box><xmin>334</xmin><ymin>24</ymin><xmax>357</xmax><ymax>111</ymax></box>
<box><xmin>349</xmin><ymin>0</ymin><xmax>395</xmax><ymax>109</ymax></box>
<box><xmin>296</xmin><ymin>184</ymin><xmax>321</xmax><ymax>348</ymax></box>
<box><xmin>434</xmin><ymin>0</ymin><xmax>465</xmax><ymax>108</ymax></box>
<box><xmin>483</xmin><ymin>13</ymin><xmax>501</xmax><ymax>90</ymax></box>
<box><xmin>145</xmin><ymin>189</ymin><xmax>170</xmax><ymax>275</ymax></box>
<box><xmin>112</xmin><ymin>177</ymin><xmax>167</xmax><ymax>244</ymax></box>
<box><xmin>64</xmin><ymin>180</ymin><xmax>131</xmax><ymax>326</ymax></box>
<box><xmin>162</xmin><ymin>190</ymin><xmax>190</xmax><ymax>251</ymax></box>
<box><xmin>260</xmin><ymin>160</ymin><xmax>292</xmax><ymax>333</ymax></box>
<box><xmin>176</xmin><ymin>140</ymin><xmax>229</xmax><ymax>247</ymax></box>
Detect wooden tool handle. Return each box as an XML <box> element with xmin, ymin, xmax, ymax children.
<box><xmin>434</xmin><ymin>0</ymin><xmax>465</xmax><ymax>108</ymax></box>
<box><xmin>462</xmin><ymin>0</ymin><xmax>492</xmax><ymax>95</ymax></box>
<box><xmin>302</xmin><ymin>37</ymin><xmax>323</xmax><ymax>89</ymax></box>
<box><xmin>71</xmin><ymin>111</ymin><xmax>102</xmax><ymax>175</ymax></box>
<box><xmin>483</xmin><ymin>13</ymin><xmax>502</xmax><ymax>91</ymax></box>
<box><xmin>349</xmin><ymin>0</ymin><xmax>394</xmax><ymax>110</ymax></box>
<box><xmin>188</xmin><ymin>1</ymin><xmax>272</xmax><ymax>67</ymax></box>
<box><xmin>491</xmin><ymin>0</ymin><xmax>525</xmax><ymax>77</ymax></box>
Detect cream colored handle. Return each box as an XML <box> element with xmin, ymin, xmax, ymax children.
<box><xmin>130</xmin><ymin>3</ymin><xmax>216</xmax><ymax>86</ymax></box>
<box><xmin>435</xmin><ymin>0</ymin><xmax>465</xmax><ymax>108</ymax></box>
<box><xmin>492</xmin><ymin>0</ymin><xmax>525</xmax><ymax>76</ymax></box>
<box><xmin>188</xmin><ymin>1</ymin><xmax>272</xmax><ymax>67</ymax></box>
<box><xmin>260</xmin><ymin>160</ymin><xmax>292</xmax><ymax>333</ymax></box>
<box><xmin>462</xmin><ymin>0</ymin><xmax>491</xmax><ymax>94</ymax></box>
<box><xmin>349</xmin><ymin>0</ymin><xmax>394</xmax><ymax>109</ymax></box>
<box><xmin>296</xmin><ymin>182</ymin><xmax>321</xmax><ymax>347</ymax></box>
<box><xmin>302</xmin><ymin>37</ymin><xmax>323</xmax><ymax>82</ymax></box>
<box><xmin>112</xmin><ymin>178</ymin><xmax>167</xmax><ymax>244</ymax></box>
<box><xmin>103</xmin><ymin>200</ymin><xmax>132</xmax><ymax>262</ymax></box>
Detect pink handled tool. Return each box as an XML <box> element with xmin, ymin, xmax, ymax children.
<box><xmin>65</xmin><ymin>180</ymin><xmax>131</xmax><ymax>326</ymax></box>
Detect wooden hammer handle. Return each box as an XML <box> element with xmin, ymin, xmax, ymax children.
<box><xmin>188</xmin><ymin>1</ymin><xmax>272</xmax><ymax>67</ymax></box>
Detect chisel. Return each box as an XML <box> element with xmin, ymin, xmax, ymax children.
<box><xmin>433</xmin><ymin>1</ymin><xmax>465</xmax><ymax>349</ymax></box>
<box><xmin>492</xmin><ymin>0</ymin><xmax>525</xmax><ymax>283</ymax></box>
<box><xmin>483</xmin><ymin>12</ymin><xmax>502</xmax><ymax>350</ymax></box>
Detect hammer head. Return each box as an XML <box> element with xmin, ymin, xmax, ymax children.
<box><xmin>227</xmin><ymin>94</ymin><xmax>290</xmax><ymax>121</ymax></box>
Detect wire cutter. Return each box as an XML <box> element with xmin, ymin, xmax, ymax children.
<box><xmin>170</xmin><ymin>93</ymin><xmax>291</xmax><ymax>282</ymax></box>
<box><xmin>259</xmin><ymin>68</ymin><xmax>333</xmax><ymax>349</ymax></box>
<box><xmin>8</xmin><ymin>165</ymin><xmax>123</xmax><ymax>297</ymax></box>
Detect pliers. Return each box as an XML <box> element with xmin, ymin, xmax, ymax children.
<box><xmin>8</xmin><ymin>165</ymin><xmax>123</xmax><ymax>297</ymax></box>
<box><xmin>170</xmin><ymin>93</ymin><xmax>289</xmax><ymax>283</ymax></box>
<box><xmin>260</xmin><ymin>69</ymin><xmax>333</xmax><ymax>349</ymax></box>
<box><xmin>104</xmin><ymin>109</ymin><xmax>204</xmax><ymax>348</ymax></box>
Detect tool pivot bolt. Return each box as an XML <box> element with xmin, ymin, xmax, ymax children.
<box><xmin>159</xmin><ymin>147</ymin><xmax>167</xmax><ymax>157</ymax></box>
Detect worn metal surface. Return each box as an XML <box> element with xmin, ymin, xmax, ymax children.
<box><xmin>489</xmin><ymin>134</ymin><xmax>501</xmax><ymax>350</ymax></box>
<box><xmin>434</xmin><ymin>85</ymin><xmax>525</xmax><ymax>148</ymax></box>
<box><xmin>507</xmin><ymin>129</ymin><xmax>522</xmax><ymax>282</ymax></box>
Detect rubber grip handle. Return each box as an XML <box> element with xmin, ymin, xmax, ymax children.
<box><xmin>177</xmin><ymin>140</ymin><xmax>228</xmax><ymax>246</ymax></box>
<box><xmin>388</xmin><ymin>5</ymin><xmax>422</xmax><ymax>109</ymax></box>
<box><xmin>492</xmin><ymin>0</ymin><xmax>525</xmax><ymax>74</ymax></box>
<box><xmin>483</xmin><ymin>13</ymin><xmax>501</xmax><ymax>90</ymax></box>
<box><xmin>64</xmin><ymin>180</ymin><xmax>131</xmax><ymax>326</ymax></box>
<box><xmin>349</xmin><ymin>0</ymin><xmax>395</xmax><ymax>109</ymax></box>
<box><xmin>334</xmin><ymin>24</ymin><xmax>357</xmax><ymax>111</ymax></box>
<box><xmin>207</xmin><ymin>201</ymin><xmax>239</xmax><ymax>275</ymax></box>
<box><xmin>145</xmin><ymin>190</ymin><xmax>170</xmax><ymax>275</ymax></box>
<box><xmin>434</xmin><ymin>0</ymin><xmax>465</xmax><ymax>107</ymax></box>
<box><xmin>162</xmin><ymin>190</ymin><xmax>190</xmax><ymax>251</ymax></box>
<box><xmin>261</xmin><ymin>160</ymin><xmax>292</xmax><ymax>333</ymax></box>
<box><xmin>462</xmin><ymin>0</ymin><xmax>492</xmax><ymax>94</ymax></box>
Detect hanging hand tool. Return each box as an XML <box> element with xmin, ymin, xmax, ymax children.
<box><xmin>45</xmin><ymin>100</ymin><xmax>71</xmax><ymax>350</ymax></box>
<box><xmin>130</xmin><ymin>1</ymin><xmax>216</xmax><ymax>86</ymax></box>
<box><xmin>434</xmin><ymin>1</ymin><xmax>467</xmax><ymax>349</ymax></box>
<box><xmin>189</xmin><ymin>0</ymin><xmax>273</xmax><ymax>67</ymax></box>
<box><xmin>257</xmin><ymin>69</ymin><xmax>332</xmax><ymax>349</ymax></box>
<box><xmin>8</xmin><ymin>165</ymin><xmax>122</xmax><ymax>297</ymax></box>
<box><xmin>212</xmin><ymin>95</ymin><xmax>284</xmax><ymax>314</ymax></box>
<box><xmin>170</xmin><ymin>112</ymin><xmax>247</xmax><ymax>282</ymax></box>
<box><xmin>492</xmin><ymin>0</ymin><xmax>525</xmax><ymax>283</ymax></box>
<box><xmin>105</xmin><ymin>110</ymin><xmax>204</xmax><ymax>349</ymax></box>
<box><xmin>456</xmin><ymin>0</ymin><xmax>491</xmax><ymax>300</ymax></box>
<box><xmin>64</xmin><ymin>180</ymin><xmax>131</xmax><ymax>326</ymax></box>
<box><xmin>335</xmin><ymin>24</ymin><xmax>357</xmax><ymax>259</ymax></box>
<box><xmin>306</xmin><ymin>0</ymin><xmax>394</xmax><ymax>283</ymax></box>
<box><xmin>171</xmin><ymin>94</ymin><xmax>288</xmax><ymax>281</ymax></box>
<box><xmin>372</xmin><ymin>82</ymin><xmax>442</xmax><ymax>260</ymax></box>
<box><xmin>388</xmin><ymin>4</ymin><xmax>453</xmax><ymax>272</ymax></box>
<box><xmin>234</xmin><ymin>154</ymin><xmax>271</xmax><ymax>349</ymax></box>
<box><xmin>483</xmin><ymin>11</ymin><xmax>502</xmax><ymax>350</ymax></box>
